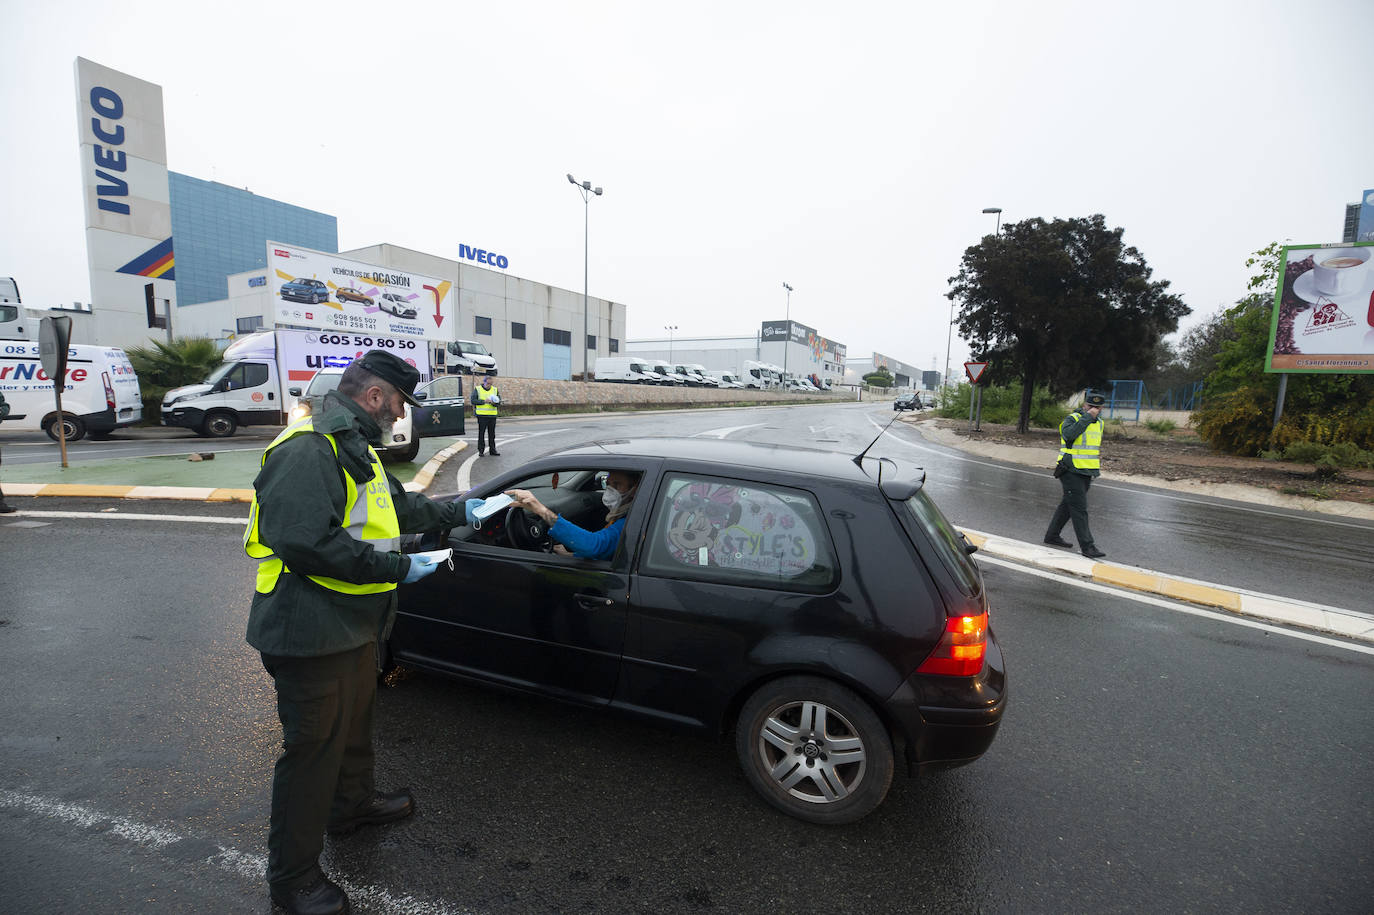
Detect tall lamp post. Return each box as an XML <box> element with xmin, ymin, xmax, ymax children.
<box><xmin>945</xmin><ymin>207</ymin><xmax>1002</xmax><ymax>404</ymax></box>
<box><xmin>781</xmin><ymin>282</ymin><xmax>793</xmax><ymax>384</ymax></box>
<box><xmin>567</xmin><ymin>173</ymin><xmax>603</xmax><ymax>381</ymax></box>
<box><xmin>664</xmin><ymin>324</ymin><xmax>678</xmax><ymax>361</ymax></box>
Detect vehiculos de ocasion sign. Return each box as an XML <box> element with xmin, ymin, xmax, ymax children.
<box><xmin>267</xmin><ymin>242</ymin><xmax>456</xmax><ymax>342</ymax></box>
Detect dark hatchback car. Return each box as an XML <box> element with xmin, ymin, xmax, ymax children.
<box><xmin>893</xmin><ymin>392</ymin><xmax>919</xmax><ymax>411</ymax></box>
<box><xmin>392</xmin><ymin>438</ymin><xmax>1006</xmax><ymax>824</ymax></box>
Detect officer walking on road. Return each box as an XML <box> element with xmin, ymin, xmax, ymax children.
<box><xmin>243</xmin><ymin>351</ymin><xmax>466</xmax><ymax>915</ymax></box>
<box><xmin>472</xmin><ymin>373</ymin><xmax>500</xmax><ymax>456</ymax></box>
<box><xmin>0</xmin><ymin>391</ymin><xmax>15</xmax><ymax>513</ymax></box>
<box><xmin>1044</xmin><ymin>391</ymin><xmax>1108</xmax><ymax>559</ymax></box>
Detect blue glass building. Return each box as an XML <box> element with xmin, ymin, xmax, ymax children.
<box><xmin>168</xmin><ymin>173</ymin><xmax>338</xmax><ymax>306</ymax></box>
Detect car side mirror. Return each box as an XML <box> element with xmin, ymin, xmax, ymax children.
<box><xmin>288</xmin><ymin>387</ymin><xmax>302</xmax><ymax>396</ymax></box>
<box><xmin>415</xmin><ymin>392</ymin><xmax>427</xmax><ymax>401</ymax></box>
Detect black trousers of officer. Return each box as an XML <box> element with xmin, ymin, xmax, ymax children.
<box><xmin>260</xmin><ymin>642</ymin><xmax>376</xmax><ymax>892</ymax></box>
<box><xmin>476</xmin><ymin>413</ymin><xmax>497</xmax><ymax>454</ymax></box>
<box><xmin>1046</xmin><ymin>470</ymin><xmax>1095</xmax><ymax>549</ymax></box>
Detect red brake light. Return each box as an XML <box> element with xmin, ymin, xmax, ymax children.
<box><xmin>102</xmin><ymin>371</ymin><xmax>116</xmax><ymax>410</ymax></box>
<box><xmin>916</xmin><ymin>612</ymin><xmax>988</xmax><ymax>677</ymax></box>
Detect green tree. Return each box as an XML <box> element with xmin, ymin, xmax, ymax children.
<box><xmin>863</xmin><ymin>367</ymin><xmax>894</xmax><ymax>388</ymax></box>
<box><xmin>947</xmin><ymin>214</ymin><xmax>1189</xmax><ymax>432</ymax></box>
<box><xmin>126</xmin><ymin>337</ymin><xmax>225</xmax><ymax>422</ymax></box>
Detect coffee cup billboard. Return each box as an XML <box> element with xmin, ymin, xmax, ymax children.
<box><xmin>1265</xmin><ymin>242</ymin><xmax>1374</xmax><ymax>373</ymax></box>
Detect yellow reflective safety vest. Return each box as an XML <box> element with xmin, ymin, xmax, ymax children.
<box><xmin>473</xmin><ymin>383</ymin><xmax>499</xmax><ymax>416</ymax></box>
<box><xmin>1058</xmin><ymin>411</ymin><xmax>1102</xmax><ymax>470</ymax></box>
<box><xmin>243</xmin><ymin>416</ymin><xmax>401</xmax><ymax>596</ymax></box>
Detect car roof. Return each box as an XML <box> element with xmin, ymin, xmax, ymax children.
<box><xmin>543</xmin><ymin>437</ymin><xmax>899</xmax><ymax>485</ymax></box>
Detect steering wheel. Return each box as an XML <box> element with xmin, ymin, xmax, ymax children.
<box><xmin>505</xmin><ymin>505</ymin><xmax>554</xmax><ymax>552</ymax></box>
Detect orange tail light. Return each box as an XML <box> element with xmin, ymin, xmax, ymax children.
<box><xmin>916</xmin><ymin>612</ymin><xmax>988</xmax><ymax>677</ymax></box>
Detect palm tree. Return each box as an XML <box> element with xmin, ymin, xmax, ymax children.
<box><xmin>127</xmin><ymin>337</ymin><xmax>224</xmax><ymax>389</ymax></box>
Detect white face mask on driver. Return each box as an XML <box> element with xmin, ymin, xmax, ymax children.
<box><xmin>602</xmin><ymin>486</ymin><xmax>623</xmax><ymax>511</ymax></box>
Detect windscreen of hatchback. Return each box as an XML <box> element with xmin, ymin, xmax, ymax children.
<box><xmin>902</xmin><ymin>490</ymin><xmax>982</xmax><ymax>599</ymax></box>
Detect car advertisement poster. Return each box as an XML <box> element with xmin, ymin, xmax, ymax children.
<box><xmin>1265</xmin><ymin>242</ymin><xmax>1374</xmax><ymax>374</ymax></box>
<box><xmin>267</xmin><ymin>242</ymin><xmax>456</xmax><ymax>342</ymax></box>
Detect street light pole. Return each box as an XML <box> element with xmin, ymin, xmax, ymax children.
<box><xmin>782</xmin><ymin>282</ymin><xmax>793</xmax><ymax>385</ymax></box>
<box><xmin>568</xmin><ymin>173</ymin><xmax>603</xmax><ymax>381</ymax></box>
<box><xmin>664</xmin><ymin>324</ymin><xmax>677</xmax><ymax>361</ymax></box>
<box><xmin>945</xmin><ymin>207</ymin><xmax>1002</xmax><ymax>405</ymax></box>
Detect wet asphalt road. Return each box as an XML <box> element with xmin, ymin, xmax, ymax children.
<box><xmin>2</xmin><ymin>403</ymin><xmax>1372</xmax><ymax>912</ymax></box>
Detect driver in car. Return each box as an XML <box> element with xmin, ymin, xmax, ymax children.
<box><xmin>504</xmin><ymin>470</ymin><xmax>640</xmax><ymax>560</ymax></box>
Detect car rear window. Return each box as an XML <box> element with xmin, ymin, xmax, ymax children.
<box><xmin>642</xmin><ymin>475</ymin><xmax>837</xmax><ymax>592</ymax></box>
<box><xmin>902</xmin><ymin>490</ymin><xmax>982</xmax><ymax>598</ymax></box>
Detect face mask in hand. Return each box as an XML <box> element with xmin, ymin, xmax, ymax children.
<box><xmin>602</xmin><ymin>486</ymin><xmax>622</xmax><ymax>512</ymax></box>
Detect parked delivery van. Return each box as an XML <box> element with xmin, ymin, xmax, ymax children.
<box><xmin>0</xmin><ymin>341</ymin><xmax>142</xmax><ymax>441</ymax></box>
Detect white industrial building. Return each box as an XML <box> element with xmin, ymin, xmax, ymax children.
<box><xmin>629</xmin><ymin>319</ymin><xmax>849</xmax><ymax>389</ymax></box>
<box><xmin>175</xmin><ymin>242</ymin><xmax>627</xmax><ymax>381</ymax></box>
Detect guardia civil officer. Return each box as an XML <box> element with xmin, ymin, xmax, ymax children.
<box><xmin>244</xmin><ymin>351</ymin><xmax>465</xmax><ymax>915</ymax></box>
<box><xmin>472</xmin><ymin>373</ymin><xmax>500</xmax><ymax>456</ymax></box>
<box><xmin>1043</xmin><ymin>391</ymin><xmax>1108</xmax><ymax>559</ymax></box>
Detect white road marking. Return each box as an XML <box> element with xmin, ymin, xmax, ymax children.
<box><xmin>692</xmin><ymin>422</ymin><xmax>766</xmax><ymax>439</ymax></box>
<box><xmin>9</xmin><ymin>510</ymin><xmax>246</xmax><ymax>524</ymax></box>
<box><xmin>455</xmin><ymin>428</ymin><xmax>568</xmax><ymax>492</ymax></box>
<box><xmin>0</xmin><ymin>789</ymin><xmax>470</xmax><ymax>915</ymax></box>
<box><xmin>977</xmin><ymin>554</ymin><xmax>1374</xmax><ymax>656</ymax></box>
<box><xmin>866</xmin><ymin>415</ymin><xmax>1374</xmax><ymax>531</ymax></box>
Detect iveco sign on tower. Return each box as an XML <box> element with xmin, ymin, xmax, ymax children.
<box><xmin>74</xmin><ymin>57</ymin><xmax>175</xmax><ymax>345</ymax></box>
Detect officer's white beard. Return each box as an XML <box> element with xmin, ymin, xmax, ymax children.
<box><xmin>367</xmin><ymin>403</ymin><xmax>396</xmax><ymax>441</ymax></box>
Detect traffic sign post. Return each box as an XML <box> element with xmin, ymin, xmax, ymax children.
<box><xmin>39</xmin><ymin>316</ymin><xmax>73</xmax><ymax>468</ymax></box>
<box><xmin>964</xmin><ymin>361</ymin><xmax>988</xmax><ymax>431</ymax></box>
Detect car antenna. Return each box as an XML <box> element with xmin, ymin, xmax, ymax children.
<box><xmin>852</xmin><ymin>414</ymin><xmax>900</xmax><ymax>470</ymax></box>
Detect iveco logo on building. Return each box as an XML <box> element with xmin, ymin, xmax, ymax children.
<box><xmin>458</xmin><ymin>244</ymin><xmax>509</xmax><ymax>270</ymax></box>
<box><xmin>88</xmin><ymin>86</ymin><xmax>130</xmax><ymax>215</ymax></box>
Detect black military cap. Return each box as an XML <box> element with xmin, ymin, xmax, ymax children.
<box><xmin>357</xmin><ymin>350</ymin><xmax>421</xmax><ymax>406</ymax></box>
<box><xmin>1085</xmin><ymin>392</ymin><xmax>1107</xmax><ymax>407</ymax></box>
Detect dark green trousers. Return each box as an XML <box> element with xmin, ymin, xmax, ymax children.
<box><xmin>260</xmin><ymin>642</ymin><xmax>376</xmax><ymax>892</ymax></box>
<box><xmin>1046</xmin><ymin>470</ymin><xmax>1096</xmax><ymax>550</ymax></box>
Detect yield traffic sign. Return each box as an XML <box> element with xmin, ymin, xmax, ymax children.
<box><xmin>964</xmin><ymin>361</ymin><xmax>988</xmax><ymax>384</ymax></box>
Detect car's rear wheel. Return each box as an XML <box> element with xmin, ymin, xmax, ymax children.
<box><xmin>735</xmin><ymin>676</ymin><xmax>893</xmax><ymax>825</ymax></box>
<box><xmin>43</xmin><ymin>412</ymin><xmax>87</xmax><ymax>442</ymax></box>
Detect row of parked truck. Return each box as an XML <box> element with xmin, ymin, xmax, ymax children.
<box><xmin>593</xmin><ymin>357</ymin><xmax>750</xmax><ymax>388</ymax></box>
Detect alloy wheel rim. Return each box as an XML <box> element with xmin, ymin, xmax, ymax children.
<box><xmin>756</xmin><ymin>699</ymin><xmax>867</xmax><ymax>804</ymax></box>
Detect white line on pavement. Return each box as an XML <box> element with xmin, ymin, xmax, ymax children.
<box><xmin>977</xmin><ymin>554</ymin><xmax>1374</xmax><ymax>656</ymax></box>
<box><xmin>455</xmin><ymin>428</ymin><xmax>568</xmax><ymax>492</ymax></box>
<box><xmin>8</xmin><ymin>510</ymin><xmax>246</xmax><ymax>524</ymax></box>
<box><xmin>0</xmin><ymin>789</ymin><xmax>470</xmax><ymax>915</ymax></box>
<box><xmin>692</xmin><ymin>423</ymin><xmax>767</xmax><ymax>439</ymax></box>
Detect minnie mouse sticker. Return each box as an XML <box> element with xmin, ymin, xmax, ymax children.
<box><xmin>664</xmin><ymin>481</ymin><xmax>815</xmax><ymax>578</ymax></box>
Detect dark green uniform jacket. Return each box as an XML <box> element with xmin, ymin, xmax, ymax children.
<box><xmin>246</xmin><ymin>392</ymin><xmax>463</xmax><ymax>656</ymax></box>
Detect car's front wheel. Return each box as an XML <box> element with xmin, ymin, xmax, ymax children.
<box><xmin>735</xmin><ymin>676</ymin><xmax>893</xmax><ymax>825</ymax></box>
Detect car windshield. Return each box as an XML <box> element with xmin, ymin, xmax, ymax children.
<box><xmin>204</xmin><ymin>362</ymin><xmax>236</xmax><ymax>386</ymax></box>
<box><xmin>306</xmin><ymin>372</ymin><xmax>343</xmax><ymax>397</ymax></box>
<box><xmin>902</xmin><ymin>490</ymin><xmax>982</xmax><ymax>598</ymax></box>
<box><xmin>459</xmin><ymin>341</ymin><xmax>490</xmax><ymax>356</ymax></box>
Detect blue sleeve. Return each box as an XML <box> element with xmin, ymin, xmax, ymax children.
<box><xmin>549</xmin><ymin>516</ymin><xmax>626</xmax><ymax>560</ymax></box>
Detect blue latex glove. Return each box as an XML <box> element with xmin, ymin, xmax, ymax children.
<box><xmin>465</xmin><ymin>498</ymin><xmax>484</xmax><ymax>526</ymax></box>
<box><xmin>401</xmin><ymin>554</ymin><xmax>439</xmax><ymax>584</ymax></box>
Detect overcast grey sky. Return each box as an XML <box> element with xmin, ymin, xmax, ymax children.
<box><xmin>3</xmin><ymin>0</ymin><xmax>1371</xmax><ymax>372</ymax></box>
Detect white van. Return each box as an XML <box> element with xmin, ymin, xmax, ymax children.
<box><xmin>444</xmin><ymin>340</ymin><xmax>498</xmax><ymax>376</ymax></box>
<box><xmin>594</xmin><ymin>356</ymin><xmax>657</xmax><ymax>383</ymax></box>
<box><xmin>651</xmin><ymin>362</ymin><xmax>688</xmax><ymax>385</ymax></box>
<box><xmin>1</xmin><ymin>341</ymin><xmax>142</xmax><ymax>440</ymax></box>
<box><xmin>717</xmin><ymin>372</ymin><xmax>745</xmax><ymax>389</ymax></box>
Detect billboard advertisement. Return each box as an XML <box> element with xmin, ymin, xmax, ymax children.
<box><xmin>1265</xmin><ymin>242</ymin><xmax>1374</xmax><ymax>373</ymax></box>
<box><xmin>224</xmin><ymin>329</ymin><xmax>432</xmax><ymax>386</ymax></box>
<box><xmin>75</xmin><ymin>57</ymin><xmax>176</xmax><ymax>346</ymax></box>
<box><xmin>1358</xmin><ymin>189</ymin><xmax>1374</xmax><ymax>244</ymax></box>
<box><xmin>267</xmin><ymin>242</ymin><xmax>455</xmax><ymax>342</ymax></box>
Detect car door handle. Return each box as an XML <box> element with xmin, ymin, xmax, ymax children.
<box><xmin>573</xmin><ymin>593</ymin><xmax>613</xmax><ymax>610</ymax></box>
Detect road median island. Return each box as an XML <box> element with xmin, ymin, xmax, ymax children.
<box><xmin>962</xmin><ymin>527</ymin><xmax>1374</xmax><ymax>644</ymax></box>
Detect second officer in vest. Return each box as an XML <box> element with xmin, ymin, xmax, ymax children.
<box><xmin>1043</xmin><ymin>391</ymin><xmax>1108</xmax><ymax>559</ymax></box>
<box><xmin>244</xmin><ymin>351</ymin><xmax>466</xmax><ymax>915</ymax></box>
<box><xmin>472</xmin><ymin>373</ymin><xmax>500</xmax><ymax>456</ymax></box>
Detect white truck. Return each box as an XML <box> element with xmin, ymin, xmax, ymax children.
<box><xmin>1</xmin><ymin>339</ymin><xmax>143</xmax><ymax>441</ymax></box>
<box><xmin>742</xmin><ymin>360</ymin><xmax>779</xmax><ymax>389</ymax></box>
<box><xmin>160</xmin><ymin>328</ymin><xmax>432</xmax><ymax>440</ymax></box>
